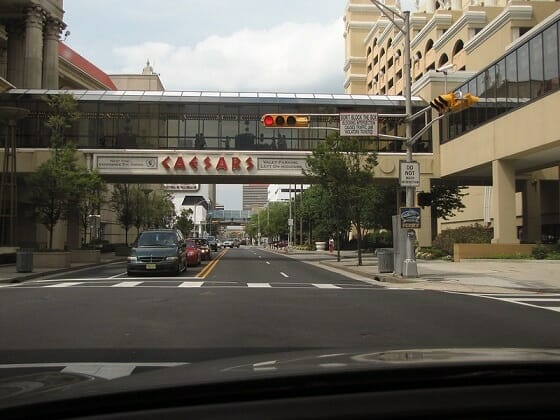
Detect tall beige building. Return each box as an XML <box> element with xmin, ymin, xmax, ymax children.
<box><xmin>344</xmin><ymin>0</ymin><xmax>560</xmax><ymax>245</ymax></box>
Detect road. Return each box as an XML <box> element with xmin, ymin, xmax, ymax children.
<box><xmin>2</xmin><ymin>246</ymin><xmax>560</xmax><ymax>370</ymax></box>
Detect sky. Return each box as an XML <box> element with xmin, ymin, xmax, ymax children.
<box><xmin>63</xmin><ymin>0</ymin><xmax>350</xmax><ymax>210</ymax></box>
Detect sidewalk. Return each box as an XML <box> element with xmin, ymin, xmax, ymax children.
<box><xmin>0</xmin><ymin>254</ymin><xmax>125</xmax><ymax>284</ymax></box>
<box><xmin>265</xmin><ymin>247</ymin><xmax>560</xmax><ymax>294</ymax></box>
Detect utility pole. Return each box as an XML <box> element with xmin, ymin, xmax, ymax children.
<box><xmin>370</xmin><ymin>1</ymin><xmax>417</xmax><ymax>276</ymax></box>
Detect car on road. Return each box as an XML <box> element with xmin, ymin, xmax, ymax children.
<box><xmin>222</xmin><ymin>239</ymin><xmax>233</xmax><ymax>248</ymax></box>
<box><xmin>191</xmin><ymin>238</ymin><xmax>212</xmax><ymax>260</ymax></box>
<box><xmin>127</xmin><ymin>229</ymin><xmax>186</xmax><ymax>276</ymax></box>
<box><xmin>233</xmin><ymin>238</ymin><xmax>241</xmax><ymax>248</ymax></box>
<box><xmin>206</xmin><ymin>235</ymin><xmax>218</xmax><ymax>251</ymax></box>
<box><xmin>184</xmin><ymin>239</ymin><xmax>201</xmax><ymax>267</ymax></box>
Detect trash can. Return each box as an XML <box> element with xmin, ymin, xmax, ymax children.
<box><xmin>376</xmin><ymin>248</ymin><xmax>394</xmax><ymax>273</ymax></box>
<box><xmin>16</xmin><ymin>249</ymin><xmax>33</xmax><ymax>273</ymax></box>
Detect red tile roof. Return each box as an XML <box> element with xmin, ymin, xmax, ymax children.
<box><xmin>58</xmin><ymin>42</ymin><xmax>117</xmax><ymax>90</ymax></box>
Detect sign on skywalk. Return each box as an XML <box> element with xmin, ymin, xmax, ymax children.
<box><xmin>339</xmin><ymin>113</ymin><xmax>378</xmax><ymax>136</ymax></box>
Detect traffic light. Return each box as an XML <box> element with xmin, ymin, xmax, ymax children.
<box><xmin>261</xmin><ymin>114</ymin><xmax>309</xmax><ymax>128</ymax></box>
<box><xmin>417</xmin><ymin>192</ymin><xmax>432</xmax><ymax>207</ymax></box>
<box><xmin>450</xmin><ymin>93</ymin><xmax>479</xmax><ymax>113</ymax></box>
<box><xmin>430</xmin><ymin>93</ymin><xmax>456</xmax><ymax>114</ymax></box>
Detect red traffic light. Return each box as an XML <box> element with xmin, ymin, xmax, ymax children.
<box><xmin>261</xmin><ymin>114</ymin><xmax>309</xmax><ymax>128</ymax></box>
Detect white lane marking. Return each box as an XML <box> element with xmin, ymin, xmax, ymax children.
<box><xmin>547</xmin><ymin>307</ymin><xmax>560</xmax><ymax>312</ymax></box>
<box><xmin>110</xmin><ymin>272</ymin><xmax>127</xmax><ymax>279</ymax></box>
<box><xmin>512</xmin><ymin>298</ymin><xmax>560</xmax><ymax>302</ymax></box>
<box><xmin>266</xmin><ymin>261</ymin><xmax>271</xmax><ymax>265</ymax></box>
<box><xmin>247</xmin><ymin>283</ymin><xmax>271</xmax><ymax>288</ymax></box>
<box><xmin>179</xmin><ymin>281</ymin><xmax>204</xmax><ymax>287</ymax></box>
<box><xmin>312</xmin><ymin>283</ymin><xmax>341</xmax><ymax>289</ymax></box>
<box><xmin>280</xmin><ymin>272</ymin><xmax>289</xmax><ymax>278</ymax></box>
<box><xmin>44</xmin><ymin>282</ymin><xmax>82</xmax><ymax>287</ymax></box>
<box><xmin>111</xmin><ymin>281</ymin><xmax>143</xmax><ymax>287</ymax></box>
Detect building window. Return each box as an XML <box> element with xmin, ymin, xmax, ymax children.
<box><xmin>543</xmin><ymin>22</ymin><xmax>559</xmax><ymax>93</ymax></box>
<box><xmin>529</xmin><ymin>33</ymin><xmax>544</xmax><ymax>99</ymax></box>
<box><xmin>438</xmin><ymin>53</ymin><xmax>449</xmax><ymax>68</ymax></box>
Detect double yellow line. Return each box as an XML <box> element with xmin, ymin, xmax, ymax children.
<box><xmin>196</xmin><ymin>248</ymin><xmax>228</xmax><ymax>278</ymax></box>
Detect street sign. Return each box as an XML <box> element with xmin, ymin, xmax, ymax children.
<box><xmin>399</xmin><ymin>160</ymin><xmax>420</xmax><ymax>187</ymax></box>
<box><xmin>339</xmin><ymin>113</ymin><xmax>378</xmax><ymax>136</ymax></box>
<box><xmin>400</xmin><ymin>207</ymin><xmax>421</xmax><ymax>229</ymax></box>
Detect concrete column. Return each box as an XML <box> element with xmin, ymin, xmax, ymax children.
<box><xmin>42</xmin><ymin>18</ymin><xmax>62</xmax><ymax>89</ymax></box>
<box><xmin>522</xmin><ymin>179</ymin><xmax>542</xmax><ymax>243</ymax></box>
<box><xmin>7</xmin><ymin>23</ymin><xmax>25</xmax><ymax>87</ymax></box>
<box><xmin>491</xmin><ymin>159</ymin><xmax>519</xmax><ymax>244</ymax></box>
<box><xmin>23</xmin><ymin>5</ymin><xmax>45</xmax><ymax>89</ymax></box>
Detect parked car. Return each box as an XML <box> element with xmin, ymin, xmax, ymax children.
<box><xmin>191</xmin><ymin>238</ymin><xmax>212</xmax><ymax>260</ymax></box>
<box><xmin>127</xmin><ymin>229</ymin><xmax>186</xmax><ymax>276</ymax></box>
<box><xmin>184</xmin><ymin>239</ymin><xmax>201</xmax><ymax>267</ymax></box>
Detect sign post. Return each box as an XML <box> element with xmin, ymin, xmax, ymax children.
<box><xmin>399</xmin><ymin>161</ymin><xmax>420</xmax><ymax>187</ymax></box>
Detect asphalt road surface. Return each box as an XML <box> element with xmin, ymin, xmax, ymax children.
<box><xmin>2</xmin><ymin>246</ymin><xmax>560</xmax><ymax>368</ymax></box>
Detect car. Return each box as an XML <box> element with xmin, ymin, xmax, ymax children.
<box><xmin>206</xmin><ymin>235</ymin><xmax>218</xmax><ymax>251</ymax></box>
<box><xmin>127</xmin><ymin>229</ymin><xmax>186</xmax><ymax>276</ymax></box>
<box><xmin>191</xmin><ymin>238</ymin><xmax>212</xmax><ymax>260</ymax></box>
<box><xmin>184</xmin><ymin>239</ymin><xmax>201</xmax><ymax>267</ymax></box>
<box><xmin>222</xmin><ymin>239</ymin><xmax>233</xmax><ymax>248</ymax></box>
<box><xmin>233</xmin><ymin>238</ymin><xmax>240</xmax><ymax>248</ymax></box>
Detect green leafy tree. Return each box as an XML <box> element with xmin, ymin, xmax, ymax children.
<box><xmin>110</xmin><ymin>184</ymin><xmax>134</xmax><ymax>245</ymax></box>
<box><xmin>175</xmin><ymin>208</ymin><xmax>194</xmax><ymax>237</ymax></box>
<box><xmin>28</xmin><ymin>94</ymin><xmax>81</xmax><ymax>249</ymax></box>
<box><xmin>146</xmin><ymin>191</ymin><xmax>175</xmax><ymax>229</ymax></box>
<box><xmin>75</xmin><ymin>167</ymin><xmax>106</xmax><ymax>245</ymax></box>
<box><xmin>305</xmin><ymin>133</ymin><xmax>377</xmax><ymax>265</ymax></box>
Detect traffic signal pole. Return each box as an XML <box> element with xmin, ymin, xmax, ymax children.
<box><xmin>402</xmin><ymin>10</ymin><xmax>418</xmax><ymax>277</ymax></box>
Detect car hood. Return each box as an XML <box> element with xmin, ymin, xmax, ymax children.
<box><xmin>132</xmin><ymin>246</ymin><xmax>177</xmax><ymax>256</ymax></box>
<box><xmin>2</xmin><ymin>347</ymin><xmax>560</xmax><ymax>408</ymax></box>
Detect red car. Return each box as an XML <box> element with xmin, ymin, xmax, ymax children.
<box><xmin>184</xmin><ymin>239</ymin><xmax>201</xmax><ymax>266</ymax></box>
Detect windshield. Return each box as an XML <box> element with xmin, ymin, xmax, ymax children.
<box><xmin>137</xmin><ymin>232</ymin><xmax>177</xmax><ymax>247</ymax></box>
<box><xmin>1</xmin><ymin>0</ymin><xmax>560</xmax><ymax>413</ymax></box>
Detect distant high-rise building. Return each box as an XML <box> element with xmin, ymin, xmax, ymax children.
<box><xmin>243</xmin><ymin>184</ymin><xmax>269</xmax><ymax>211</ymax></box>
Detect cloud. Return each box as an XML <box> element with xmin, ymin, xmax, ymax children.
<box><xmin>112</xmin><ymin>19</ymin><xmax>345</xmax><ymax>93</ymax></box>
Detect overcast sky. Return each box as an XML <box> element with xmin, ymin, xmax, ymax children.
<box><xmin>62</xmin><ymin>1</ymin><xmax>381</xmax><ymax>209</ymax></box>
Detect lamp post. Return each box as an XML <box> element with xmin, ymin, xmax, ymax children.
<box><xmin>370</xmin><ymin>1</ymin><xmax>417</xmax><ymax>277</ymax></box>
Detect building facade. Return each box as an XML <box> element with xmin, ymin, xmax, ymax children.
<box><xmin>344</xmin><ymin>0</ymin><xmax>560</xmax><ymax>244</ymax></box>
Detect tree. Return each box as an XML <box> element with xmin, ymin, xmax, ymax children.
<box><xmin>424</xmin><ymin>182</ymin><xmax>468</xmax><ymax>240</ymax></box>
<box><xmin>305</xmin><ymin>133</ymin><xmax>377</xmax><ymax>265</ymax></box>
<box><xmin>110</xmin><ymin>184</ymin><xmax>134</xmax><ymax>245</ymax></box>
<box><xmin>28</xmin><ymin>94</ymin><xmax>81</xmax><ymax>249</ymax></box>
<box><xmin>175</xmin><ymin>208</ymin><xmax>194</xmax><ymax>237</ymax></box>
<box><xmin>75</xmin><ymin>167</ymin><xmax>106</xmax><ymax>245</ymax></box>
<box><xmin>146</xmin><ymin>191</ymin><xmax>176</xmax><ymax>229</ymax></box>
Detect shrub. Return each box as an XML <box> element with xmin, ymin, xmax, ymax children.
<box><xmin>532</xmin><ymin>245</ymin><xmax>548</xmax><ymax>260</ymax></box>
<box><xmin>432</xmin><ymin>224</ymin><xmax>493</xmax><ymax>255</ymax></box>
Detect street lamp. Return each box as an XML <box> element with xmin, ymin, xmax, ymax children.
<box><xmin>436</xmin><ymin>63</ymin><xmax>455</xmax><ymax>92</ymax></box>
<box><xmin>369</xmin><ymin>1</ymin><xmax>417</xmax><ymax>277</ymax></box>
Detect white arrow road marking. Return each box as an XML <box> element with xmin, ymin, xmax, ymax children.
<box><xmin>280</xmin><ymin>272</ymin><xmax>289</xmax><ymax>278</ymax></box>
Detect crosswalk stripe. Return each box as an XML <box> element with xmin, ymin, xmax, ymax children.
<box><xmin>45</xmin><ymin>282</ymin><xmax>83</xmax><ymax>287</ymax></box>
<box><xmin>247</xmin><ymin>283</ymin><xmax>271</xmax><ymax>288</ymax></box>
<box><xmin>179</xmin><ymin>281</ymin><xmax>204</xmax><ymax>287</ymax></box>
<box><xmin>111</xmin><ymin>281</ymin><xmax>143</xmax><ymax>287</ymax></box>
<box><xmin>312</xmin><ymin>283</ymin><xmax>341</xmax><ymax>289</ymax></box>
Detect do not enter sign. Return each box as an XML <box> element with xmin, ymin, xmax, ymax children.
<box><xmin>399</xmin><ymin>161</ymin><xmax>420</xmax><ymax>187</ymax></box>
